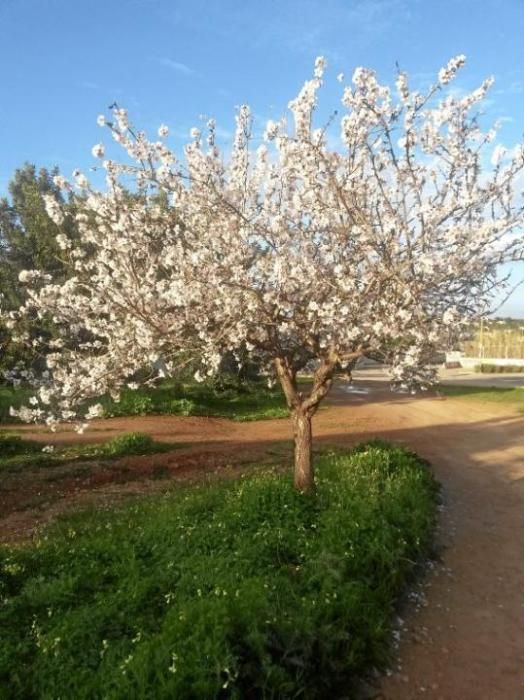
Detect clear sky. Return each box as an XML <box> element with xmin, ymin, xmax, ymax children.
<box><xmin>1</xmin><ymin>0</ymin><xmax>523</xmax><ymax>316</ymax></box>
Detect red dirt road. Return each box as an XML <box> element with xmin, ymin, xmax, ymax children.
<box><xmin>2</xmin><ymin>385</ymin><xmax>524</xmax><ymax>699</ymax></box>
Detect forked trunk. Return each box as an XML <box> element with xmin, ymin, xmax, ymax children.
<box><xmin>292</xmin><ymin>409</ymin><xmax>314</xmax><ymax>493</ymax></box>
<box><xmin>275</xmin><ymin>353</ymin><xmax>340</xmax><ymax>494</ymax></box>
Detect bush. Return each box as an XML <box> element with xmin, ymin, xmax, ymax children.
<box><xmin>93</xmin><ymin>432</ymin><xmax>159</xmax><ymax>458</ymax></box>
<box><xmin>0</xmin><ymin>434</ymin><xmax>56</xmax><ymax>471</ymax></box>
<box><xmin>101</xmin><ymin>380</ymin><xmax>288</xmax><ymax>422</ymax></box>
<box><xmin>0</xmin><ymin>443</ymin><xmax>437</xmax><ymax>698</ymax></box>
<box><xmin>1</xmin><ymin>380</ymin><xmax>288</xmax><ymax>425</ymax></box>
<box><xmin>0</xmin><ymin>434</ymin><xmax>43</xmax><ymax>456</ymax></box>
<box><xmin>0</xmin><ymin>385</ymin><xmax>32</xmax><ymax>423</ymax></box>
<box><xmin>0</xmin><ymin>433</ymin><xmax>172</xmax><ymax>472</ymax></box>
<box><xmin>103</xmin><ymin>394</ymin><xmax>155</xmax><ymax>417</ymax></box>
<box><xmin>474</xmin><ymin>363</ymin><xmax>524</xmax><ymax>374</ymax></box>
<box><xmin>166</xmin><ymin>398</ymin><xmax>196</xmax><ymax>416</ymax></box>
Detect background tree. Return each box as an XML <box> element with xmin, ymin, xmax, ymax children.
<box><xmin>11</xmin><ymin>56</ymin><xmax>524</xmax><ymax>491</ymax></box>
<box><xmin>0</xmin><ymin>164</ymin><xmax>75</xmax><ymax>304</ymax></box>
<box><xmin>0</xmin><ymin>164</ymin><xmax>77</xmax><ymax>371</ymax></box>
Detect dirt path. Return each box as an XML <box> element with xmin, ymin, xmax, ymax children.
<box><xmin>2</xmin><ymin>385</ymin><xmax>524</xmax><ymax>698</ymax></box>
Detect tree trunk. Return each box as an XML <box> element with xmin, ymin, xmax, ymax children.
<box><xmin>292</xmin><ymin>409</ymin><xmax>314</xmax><ymax>493</ymax></box>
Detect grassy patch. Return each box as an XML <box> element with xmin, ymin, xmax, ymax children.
<box><xmin>0</xmin><ymin>434</ymin><xmax>56</xmax><ymax>470</ymax></box>
<box><xmin>0</xmin><ymin>442</ymin><xmax>438</xmax><ymax>698</ymax></box>
<box><xmin>0</xmin><ymin>380</ymin><xmax>288</xmax><ymax>425</ymax></box>
<box><xmin>100</xmin><ymin>380</ymin><xmax>288</xmax><ymax>421</ymax></box>
<box><xmin>439</xmin><ymin>385</ymin><xmax>524</xmax><ymax>413</ymax></box>
<box><xmin>0</xmin><ymin>385</ymin><xmax>31</xmax><ymax>423</ymax></box>
<box><xmin>0</xmin><ymin>432</ymin><xmax>174</xmax><ymax>472</ymax></box>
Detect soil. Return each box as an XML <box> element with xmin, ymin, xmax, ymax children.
<box><xmin>1</xmin><ymin>383</ymin><xmax>524</xmax><ymax>699</ymax></box>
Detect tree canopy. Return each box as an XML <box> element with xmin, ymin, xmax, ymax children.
<box><xmin>0</xmin><ymin>164</ymin><xmax>78</xmax><ymax>371</ymax></box>
<box><xmin>8</xmin><ymin>55</ymin><xmax>524</xmax><ymax>490</ymax></box>
<box><xmin>0</xmin><ymin>164</ymin><xmax>75</xmax><ymax>307</ymax></box>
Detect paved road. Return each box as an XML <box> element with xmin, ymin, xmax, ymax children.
<box><xmin>353</xmin><ymin>365</ymin><xmax>524</xmax><ymax>388</ymax></box>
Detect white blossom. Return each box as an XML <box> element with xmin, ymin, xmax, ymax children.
<box><xmin>43</xmin><ymin>194</ymin><xmax>64</xmax><ymax>225</ymax></box>
<box><xmin>491</xmin><ymin>144</ymin><xmax>507</xmax><ymax>166</ymax></box>
<box><xmin>438</xmin><ymin>54</ymin><xmax>466</xmax><ymax>85</ymax></box>
<box><xmin>264</xmin><ymin>120</ymin><xmax>279</xmax><ymax>141</ymax></box>
<box><xmin>86</xmin><ymin>403</ymin><xmax>104</xmax><ymax>419</ymax></box>
<box><xmin>91</xmin><ymin>143</ymin><xmax>105</xmax><ymax>159</ymax></box>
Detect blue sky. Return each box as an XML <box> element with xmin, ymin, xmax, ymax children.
<box><xmin>1</xmin><ymin>0</ymin><xmax>523</xmax><ymax>315</ymax></box>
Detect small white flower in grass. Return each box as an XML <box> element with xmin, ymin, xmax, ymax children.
<box><xmin>168</xmin><ymin>652</ymin><xmax>178</xmax><ymax>674</ymax></box>
<box><xmin>91</xmin><ymin>143</ymin><xmax>105</xmax><ymax>159</ymax></box>
<box><xmin>127</xmin><ymin>382</ymin><xmax>139</xmax><ymax>390</ymax></box>
<box><xmin>42</xmin><ymin>445</ymin><xmax>55</xmax><ymax>453</ymax></box>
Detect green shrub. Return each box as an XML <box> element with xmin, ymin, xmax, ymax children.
<box><xmin>0</xmin><ymin>443</ymin><xmax>437</xmax><ymax>699</ymax></box>
<box><xmin>166</xmin><ymin>398</ymin><xmax>196</xmax><ymax>416</ymax></box>
<box><xmin>474</xmin><ymin>363</ymin><xmax>524</xmax><ymax>373</ymax></box>
<box><xmin>103</xmin><ymin>394</ymin><xmax>155</xmax><ymax>417</ymax></box>
<box><xmin>0</xmin><ymin>385</ymin><xmax>32</xmax><ymax>423</ymax></box>
<box><xmin>1</xmin><ymin>380</ymin><xmax>288</xmax><ymax>424</ymax></box>
<box><xmin>439</xmin><ymin>385</ymin><xmax>524</xmax><ymax>414</ymax></box>
<box><xmin>93</xmin><ymin>432</ymin><xmax>158</xmax><ymax>458</ymax></box>
<box><xmin>100</xmin><ymin>379</ymin><xmax>288</xmax><ymax>421</ymax></box>
<box><xmin>0</xmin><ymin>434</ymin><xmax>56</xmax><ymax>471</ymax></box>
<box><xmin>0</xmin><ymin>433</ymin><xmax>172</xmax><ymax>471</ymax></box>
<box><xmin>0</xmin><ymin>434</ymin><xmax>43</xmax><ymax>456</ymax></box>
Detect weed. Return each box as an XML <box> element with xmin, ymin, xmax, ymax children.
<box><xmin>0</xmin><ymin>443</ymin><xmax>437</xmax><ymax>699</ymax></box>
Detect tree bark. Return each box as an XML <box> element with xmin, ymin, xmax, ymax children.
<box><xmin>274</xmin><ymin>352</ymin><xmax>342</xmax><ymax>494</ymax></box>
<box><xmin>292</xmin><ymin>408</ymin><xmax>314</xmax><ymax>493</ymax></box>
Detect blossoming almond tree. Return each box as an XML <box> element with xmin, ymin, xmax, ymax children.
<box><xmin>8</xmin><ymin>55</ymin><xmax>524</xmax><ymax>491</ymax></box>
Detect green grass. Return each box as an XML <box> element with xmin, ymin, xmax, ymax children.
<box><xmin>0</xmin><ymin>380</ymin><xmax>289</xmax><ymax>425</ymax></box>
<box><xmin>0</xmin><ymin>432</ymin><xmax>175</xmax><ymax>472</ymax></box>
<box><xmin>0</xmin><ymin>385</ymin><xmax>32</xmax><ymax>423</ymax></box>
<box><xmin>439</xmin><ymin>385</ymin><xmax>524</xmax><ymax>413</ymax></box>
<box><xmin>0</xmin><ymin>442</ymin><xmax>438</xmax><ymax>699</ymax></box>
<box><xmin>100</xmin><ymin>380</ymin><xmax>288</xmax><ymax>421</ymax></box>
